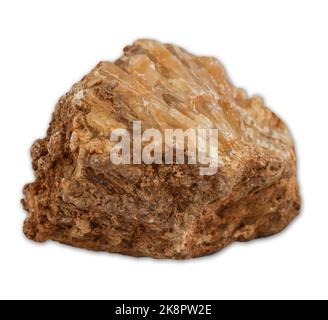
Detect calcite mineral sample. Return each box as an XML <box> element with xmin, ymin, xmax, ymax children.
<box><xmin>22</xmin><ymin>39</ymin><xmax>301</xmax><ymax>259</ymax></box>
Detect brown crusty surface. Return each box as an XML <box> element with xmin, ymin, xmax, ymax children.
<box><xmin>22</xmin><ymin>39</ymin><xmax>301</xmax><ymax>259</ymax></box>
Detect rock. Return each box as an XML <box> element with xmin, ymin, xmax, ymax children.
<box><xmin>22</xmin><ymin>39</ymin><xmax>301</xmax><ymax>259</ymax></box>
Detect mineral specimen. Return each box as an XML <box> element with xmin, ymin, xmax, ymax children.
<box><xmin>22</xmin><ymin>39</ymin><xmax>301</xmax><ymax>259</ymax></box>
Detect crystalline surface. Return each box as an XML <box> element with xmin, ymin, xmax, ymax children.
<box><xmin>22</xmin><ymin>40</ymin><xmax>300</xmax><ymax>258</ymax></box>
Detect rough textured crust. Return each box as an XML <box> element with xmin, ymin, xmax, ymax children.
<box><xmin>22</xmin><ymin>39</ymin><xmax>301</xmax><ymax>259</ymax></box>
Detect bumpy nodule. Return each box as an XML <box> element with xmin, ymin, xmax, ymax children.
<box><xmin>22</xmin><ymin>39</ymin><xmax>301</xmax><ymax>259</ymax></box>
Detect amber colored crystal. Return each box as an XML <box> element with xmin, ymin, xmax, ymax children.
<box><xmin>22</xmin><ymin>40</ymin><xmax>300</xmax><ymax>259</ymax></box>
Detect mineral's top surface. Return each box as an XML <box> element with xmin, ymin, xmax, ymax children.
<box><xmin>22</xmin><ymin>39</ymin><xmax>301</xmax><ymax>259</ymax></box>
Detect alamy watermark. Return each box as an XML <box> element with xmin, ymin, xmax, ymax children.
<box><xmin>109</xmin><ymin>121</ymin><xmax>219</xmax><ymax>176</ymax></box>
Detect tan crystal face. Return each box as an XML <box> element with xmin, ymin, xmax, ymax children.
<box><xmin>71</xmin><ymin>39</ymin><xmax>293</xmax><ymax>166</ymax></box>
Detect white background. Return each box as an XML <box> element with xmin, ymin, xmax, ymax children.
<box><xmin>0</xmin><ymin>0</ymin><xmax>327</xmax><ymax>300</ymax></box>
